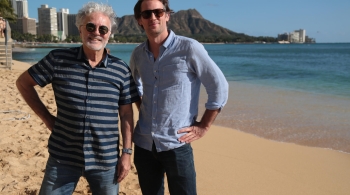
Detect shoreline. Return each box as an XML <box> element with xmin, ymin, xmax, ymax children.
<box><xmin>199</xmin><ymin>80</ymin><xmax>350</xmax><ymax>154</ymax></box>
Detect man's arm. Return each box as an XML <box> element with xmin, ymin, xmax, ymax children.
<box><xmin>116</xmin><ymin>103</ymin><xmax>134</xmax><ymax>183</ymax></box>
<box><xmin>177</xmin><ymin>42</ymin><xmax>228</xmax><ymax>143</ymax></box>
<box><xmin>16</xmin><ymin>71</ymin><xmax>56</xmax><ymax>131</ymax></box>
<box><xmin>178</xmin><ymin>109</ymin><xmax>220</xmax><ymax>143</ymax></box>
<box><xmin>134</xmin><ymin>99</ymin><xmax>142</xmax><ymax>111</ymax></box>
<box><xmin>129</xmin><ymin>50</ymin><xmax>143</xmax><ymax>111</ymax></box>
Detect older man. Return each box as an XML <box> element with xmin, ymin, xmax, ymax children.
<box><xmin>16</xmin><ymin>2</ymin><xmax>140</xmax><ymax>195</ymax></box>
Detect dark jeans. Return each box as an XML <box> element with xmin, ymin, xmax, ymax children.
<box><xmin>134</xmin><ymin>143</ymin><xmax>197</xmax><ymax>195</ymax></box>
<box><xmin>39</xmin><ymin>156</ymin><xmax>119</xmax><ymax>195</ymax></box>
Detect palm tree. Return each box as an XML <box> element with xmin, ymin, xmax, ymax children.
<box><xmin>0</xmin><ymin>0</ymin><xmax>17</xmax><ymax>23</ymax></box>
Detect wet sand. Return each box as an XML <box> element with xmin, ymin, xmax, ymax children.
<box><xmin>201</xmin><ymin>81</ymin><xmax>350</xmax><ymax>153</ymax></box>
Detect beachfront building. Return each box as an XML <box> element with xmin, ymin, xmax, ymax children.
<box><xmin>278</xmin><ymin>33</ymin><xmax>289</xmax><ymax>41</ymax></box>
<box><xmin>37</xmin><ymin>4</ymin><xmax>58</xmax><ymax>37</ymax></box>
<box><xmin>289</xmin><ymin>29</ymin><xmax>306</xmax><ymax>43</ymax></box>
<box><xmin>277</xmin><ymin>33</ymin><xmax>290</xmax><ymax>44</ymax></box>
<box><xmin>10</xmin><ymin>0</ymin><xmax>17</xmax><ymax>15</ymax></box>
<box><xmin>67</xmin><ymin>14</ymin><xmax>79</xmax><ymax>37</ymax></box>
<box><xmin>16</xmin><ymin>0</ymin><xmax>29</xmax><ymax>18</ymax></box>
<box><xmin>8</xmin><ymin>0</ymin><xmax>35</xmax><ymax>35</ymax></box>
<box><xmin>305</xmin><ymin>36</ymin><xmax>316</xmax><ymax>43</ymax></box>
<box><xmin>289</xmin><ymin>31</ymin><xmax>300</xmax><ymax>43</ymax></box>
<box><xmin>277</xmin><ymin>29</ymin><xmax>309</xmax><ymax>44</ymax></box>
<box><xmin>57</xmin><ymin>8</ymin><xmax>69</xmax><ymax>41</ymax></box>
<box><xmin>9</xmin><ymin>17</ymin><xmax>36</xmax><ymax>35</ymax></box>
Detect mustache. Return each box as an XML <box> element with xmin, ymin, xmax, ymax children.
<box><xmin>88</xmin><ymin>35</ymin><xmax>103</xmax><ymax>40</ymax></box>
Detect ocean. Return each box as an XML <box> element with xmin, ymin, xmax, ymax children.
<box><xmin>12</xmin><ymin>43</ymin><xmax>350</xmax><ymax>153</ymax></box>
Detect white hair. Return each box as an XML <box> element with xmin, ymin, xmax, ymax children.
<box><xmin>75</xmin><ymin>2</ymin><xmax>117</xmax><ymax>33</ymax></box>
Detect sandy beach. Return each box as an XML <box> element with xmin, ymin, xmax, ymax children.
<box><xmin>1</xmin><ymin>60</ymin><xmax>350</xmax><ymax>195</ymax></box>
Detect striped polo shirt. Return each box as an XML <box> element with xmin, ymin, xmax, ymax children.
<box><xmin>28</xmin><ymin>46</ymin><xmax>140</xmax><ymax>170</ymax></box>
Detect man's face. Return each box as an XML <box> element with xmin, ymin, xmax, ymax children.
<box><xmin>138</xmin><ymin>0</ymin><xmax>169</xmax><ymax>37</ymax></box>
<box><xmin>80</xmin><ymin>12</ymin><xmax>111</xmax><ymax>51</ymax></box>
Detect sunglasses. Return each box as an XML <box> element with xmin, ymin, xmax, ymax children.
<box><xmin>140</xmin><ymin>9</ymin><xmax>166</xmax><ymax>19</ymax></box>
<box><xmin>85</xmin><ymin>23</ymin><xmax>109</xmax><ymax>35</ymax></box>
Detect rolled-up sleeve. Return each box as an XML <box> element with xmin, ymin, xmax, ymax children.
<box><xmin>189</xmin><ymin>42</ymin><xmax>229</xmax><ymax>110</ymax></box>
<box><xmin>129</xmin><ymin>50</ymin><xmax>144</xmax><ymax>97</ymax></box>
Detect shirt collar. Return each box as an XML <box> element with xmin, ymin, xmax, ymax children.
<box><xmin>100</xmin><ymin>51</ymin><xmax>108</xmax><ymax>68</ymax></box>
<box><xmin>162</xmin><ymin>30</ymin><xmax>175</xmax><ymax>49</ymax></box>
<box><xmin>78</xmin><ymin>46</ymin><xmax>108</xmax><ymax>68</ymax></box>
<box><xmin>144</xmin><ymin>29</ymin><xmax>175</xmax><ymax>51</ymax></box>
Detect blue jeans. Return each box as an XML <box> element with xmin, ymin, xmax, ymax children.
<box><xmin>39</xmin><ymin>156</ymin><xmax>119</xmax><ymax>195</ymax></box>
<box><xmin>134</xmin><ymin>143</ymin><xmax>197</xmax><ymax>195</ymax></box>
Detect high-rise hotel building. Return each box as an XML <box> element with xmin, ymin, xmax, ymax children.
<box><xmin>67</xmin><ymin>14</ymin><xmax>79</xmax><ymax>37</ymax></box>
<box><xmin>16</xmin><ymin>0</ymin><xmax>29</xmax><ymax>18</ymax></box>
<box><xmin>57</xmin><ymin>8</ymin><xmax>69</xmax><ymax>40</ymax></box>
<box><xmin>10</xmin><ymin>0</ymin><xmax>17</xmax><ymax>15</ymax></box>
<box><xmin>9</xmin><ymin>0</ymin><xmax>36</xmax><ymax>35</ymax></box>
<box><xmin>37</xmin><ymin>4</ymin><xmax>57</xmax><ymax>37</ymax></box>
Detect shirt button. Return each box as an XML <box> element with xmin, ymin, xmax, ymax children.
<box><xmin>86</xmin><ymin>116</ymin><xmax>89</xmax><ymax>119</ymax></box>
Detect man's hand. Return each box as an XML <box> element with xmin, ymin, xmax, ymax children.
<box><xmin>177</xmin><ymin>109</ymin><xmax>220</xmax><ymax>143</ymax></box>
<box><xmin>177</xmin><ymin>122</ymin><xmax>208</xmax><ymax>144</ymax></box>
<box><xmin>116</xmin><ymin>153</ymin><xmax>131</xmax><ymax>183</ymax></box>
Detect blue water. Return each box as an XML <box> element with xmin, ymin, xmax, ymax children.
<box><xmin>207</xmin><ymin>43</ymin><xmax>350</xmax><ymax>98</ymax></box>
<box><xmin>13</xmin><ymin>43</ymin><xmax>350</xmax><ymax>98</ymax></box>
<box><xmin>12</xmin><ymin>43</ymin><xmax>350</xmax><ymax>153</ymax></box>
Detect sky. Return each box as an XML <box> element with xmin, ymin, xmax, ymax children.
<box><xmin>26</xmin><ymin>0</ymin><xmax>350</xmax><ymax>43</ymax></box>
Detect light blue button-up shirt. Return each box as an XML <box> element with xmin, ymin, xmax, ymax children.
<box><xmin>130</xmin><ymin>30</ymin><xmax>228</xmax><ymax>152</ymax></box>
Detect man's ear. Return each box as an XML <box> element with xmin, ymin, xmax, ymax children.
<box><xmin>165</xmin><ymin>12</ymin><xmax>170</xmax><ymax>21</ymax></box>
